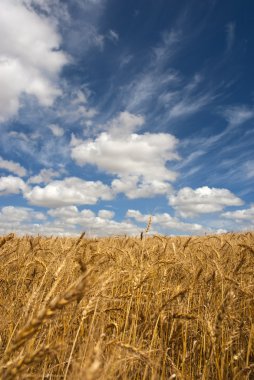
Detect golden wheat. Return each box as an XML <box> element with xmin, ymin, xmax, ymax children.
<box><xmin>0</xmin><ymin>231</ymin><xmax>253</xmax><ymax>379</ymax></box>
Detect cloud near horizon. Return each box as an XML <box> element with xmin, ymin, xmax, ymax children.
<box><xmin>169</xmin><ymin>186</ymin><xmax>243</xmax><ymax>218</ymax></box>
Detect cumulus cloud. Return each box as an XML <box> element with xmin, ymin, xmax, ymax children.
<box><xmin>112</xmin><ymin>176</ymin><xmax>172</xmax><ymax>199</ymax></box>
<box><xmin>48</xmin><ymin>206</ymin><xmax>138</xmax><ymax>236</ymax></box>
<box><xmin>98</xmin><ymin>209</ymin><xmax>115</xmax><ymax>219</ymax></box>
<box><xmin>0</xmin><ymin>205</ymin><xmax>55</xmax><ymax>236</ymax></box>
<box><xmin>169</xmin><ymin>186</ymin><xmax>243</xmax><ymax>218</ymax></box>
<box><xmin>0</xmin><ymin>176</ymin><xmax>27</xmax><ymax>195</ymax></box>
<box><xmin>71</xmin><ymin>111</ymin><xmax>179</xmax><ymax>199</ymax></box>
<box><xmin>0</xmin><ymin>0</ymin><xmax>68</xmax><ymax>121</ymax></box>
<box><xmin>48</xmin><ymin>207</ymin><xmax>93</xmax><ymax>226</ymax></box>
<box><xmin>0</xmin><ymin>156</ymin><xmax>27</xmax><ymax>176</ymax></box>
<box><xmin>28</xmin><ymin>168</ymin><xmax>61</xmax><ymax>184</ymax></box>
<box><xmin>24</xmin><ymin>177</ymin><xmax>113</xmax><ymax>207</ymax></box>
<box><xmin>126</xmin><ymin>209</ymin><xmax>205</xmax><ymax>234</ymax></box>
<box><xmin>0</xmin><ymin>205</ymin><xmax>45</xmax><ymax>223</ymax></box>
<box><xmin>222</xmin><ymin>205</ymin><xmax>254</xmax><ymax>221</ymax></box>
<box><xmin>71</xmin><ymin>132</ymin><xmax>179</xmax><ymax>195</ymax></box>
<box><xmin>103</xmin><ymin>111</ymin><xmax>145</xmax><ymax>137</ymax></box>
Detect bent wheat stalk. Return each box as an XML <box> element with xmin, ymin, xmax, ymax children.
<box><xmin>2</xmin><ymin>345</ymin><xmax>52</xmax><ymax>380</ymax></box>
<box><xmin>6</xmin><ymin>269</ymin><xmax>91</xmax><ymax>354</ymax></box>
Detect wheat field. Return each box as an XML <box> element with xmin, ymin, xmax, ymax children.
<box><xmin>0</xmin><ymin>231</ymin><xmax>253</xmax><ymax>379</ymax></box>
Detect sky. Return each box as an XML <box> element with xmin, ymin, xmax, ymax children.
<box><xmin>0</xmin><ymin>0</ymin><xmax>254</xmax><ymax>236</ymax></box>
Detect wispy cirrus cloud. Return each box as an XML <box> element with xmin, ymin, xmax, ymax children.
<box><xmin>107</xmin><ymin>29</ymin><xmax>119</xmax><ymax>43</ymax></box>
<box><xmin>222</xmin><ymin>105</ymin><xmax>254</xmax><ymax>127</ymax></box>
<box><xmin>168</xmin><ymin>92</ymin><xmax>211</xmax><ymax>120</ymax></box>
<box><xmin>243</xmin><ymin>160</ymin><xmax>254</xmax><ymax>179</ymax></box>
<box><xmin>3</xmin><ymin>128</ymin><xmax>70</xmax><ymax>168</ymax></box>
<box><xmin>119</xmin><ymin>31</ymin><xmax>214</xmax><ymax>123</ymax></box>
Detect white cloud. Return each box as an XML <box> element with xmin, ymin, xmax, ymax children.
<box><xmin>165</xmin><ymin>75</ymin><xmax>212</xmax><ymax>120</ymax></box>
<box><xmin>126</xmin><ymin>70</ymin><xmax>179</xmax><ymax>112</ymax></box>
<box><xmin>0</xmin><ymin>205</ymin><xmax>45</xmax><ymax>223</ymax></box>
<box><xmin>71</xmin><ymin>131</ymin><xmax>179</xmax><ymax>197</ymax></box>
<box><xmin>126</xmin><ymin>209</ymin><xmax>205</xmax><ymax>234</ymax></box>
<box><xmin>28</xmin><ymin>168</ymin><xmax>60</xmax><ymax>184</ymax></box>
<box><xmin>98</xmin><ymin>209</ymin><xmax>115</xmax><ymax>219</ymax></box>
<box><xmin>120</xmin><ymin>31</ymin><xmax>211</xmax><ymax>120</ymax></box>
<box><xmin>71</xmin><ymin>131</ymin><xmax>179</xmax><ymax>180</ymax></box>
<box><xmin>48</xmin><ymin>124</ymin><xmax>64</xmax><ymax>137</ymax></box>
<box><xmin>168</xmin><ymin>93</ymin><xmax>210</xmax><ymax>119</ymax></box>
<box><xmin>48</xmin><ymin>205</ymin><xmax>80</xmax><ymax>219</ymax></box>
<box><xmin>118</xmin><ymin>30</ymin><xmax>182</xmax><ymax>113</ymax></box>
<box><xmin>222</xmin><ymin>205</ymin><xmax>254</xmax><ymax>221</ymax></box>
<box><xmin>103</xmin><ymin>111</ymin><xmax>145</xmax><ymax>137</ymax></box>
<box><xmin>24</xmin><ymin>177</ymin><xmax>113</xmax><ymax>207</ymax></box>
<box><xmin>0</xmin><ymin>157</ymin><xmax>27</xmax><ymax>176</ymax></box>
<box><xmin>112</xmin><ymin>176</ymin><xmax>172</xmax><ymax>199</ymax></box>
<box><xmin>71</xmin><ymin>111</ymin><xmax>179</xmax><ymax>199</ymax></box>
<box><xmin>0</xmin><ymin>204</ymin><xmax>137</xmax><ymax>236</ymax></box>
<box><xmin>0</xmin><ymin>199</ymin><xmax>52</xmax><ymax>236</ymax></box>
<box><xmin>0</xmin><ymin>176</ymin><xmax>27</xmax><ymax>195</ymax></box>
<box><xmin>0</xmin><ymin>0</ymin><xmax>68</xmax><ymax>121</ymax></box>
<box><xmin>169</xmin><ymin>186</ymin><xmax>243</xmax><ymax>218</ymax></box>
<box><xmin>223</xmin><ymin>105</ymin><xmax>254</xmax><ymax>127</ymax></box>
<box><xmin>48</xmin><ymin>206</ymin><xmax>139</xmax><ymax>236</ymax></box>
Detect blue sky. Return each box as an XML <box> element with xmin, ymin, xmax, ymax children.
<box><xmin>0</xmin><ymin>0</ymin><xmax>253</xmax><ymax>236</ymax></box>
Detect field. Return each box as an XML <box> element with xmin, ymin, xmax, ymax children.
<box><xmin>0</xmin><ymin>231</ymin><xmax>254</xmax><ymax>379</ymax></box>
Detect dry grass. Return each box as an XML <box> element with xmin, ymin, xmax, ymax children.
<box><xmin>0</xmin><ymin>231</ymin><xmax>253</xmax><ymax>379</ymax></box>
